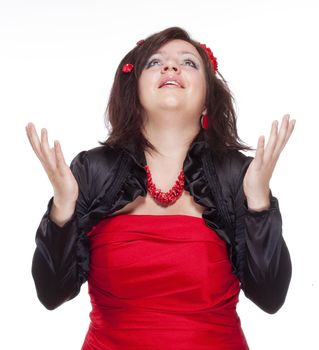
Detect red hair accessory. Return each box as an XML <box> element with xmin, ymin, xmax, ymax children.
<box><xmin>136</xmin><ymin>39</ymin><xmax>145</xmax><ymax>46</ymax></box>
<box><xmin>199</xmin><ymin>43</ymin><xmax>218</xmax><ymax>72</ymax></box>
<box><xmin>122</xmin><ymin>63</ymin><xmax>134</xmax><ymax>73</ymax></box>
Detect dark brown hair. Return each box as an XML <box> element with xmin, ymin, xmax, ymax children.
<box><xmin>98</xmin><ymin>26</ymin><xmax>252</xmax><ymax>155</ymax></box>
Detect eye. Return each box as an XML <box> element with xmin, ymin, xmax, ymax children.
<box><xmin>184</xmin><ymin>59</ymin><xmax>198</xmax><ymax>69</ymax></box>
<box><xmin>146</xmin><ymin>58</ymin><xmax>161</xmax><ymax>68</ymax></box>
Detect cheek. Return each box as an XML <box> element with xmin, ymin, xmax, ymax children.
<box><xmin>138</xmin><ymin>77</ymin><xmax>148</xmax><ymax>101</ymax></box>
<box><xmin>138</xmin><ymin>76</ymin><xmax>155</xmax><ymax>106</ymax></box>
<box><xmin>191</xmin><ymin>76</ymin><xmax>206</xmax><ymax>98</ymax></box>
<box><xmin>199</xmin><ymin>74</ymin><xmax>207</xmax><ymax>96</ymax></box>
<box><xmin>139</xmin><ymin>76</ymin><xmax>157</xmax><ymax>98</ymax></box>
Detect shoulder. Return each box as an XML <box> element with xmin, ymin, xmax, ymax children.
<box><xmin>70</xmin><ymin>145</ymin><xmax>124</xmax><ymax>187</ymax></box>
<box><xmin>211</xmin><ymin>150</ymin><xmax>254</xmax><ymax>193</ymax></box>
<box><xmin>70</xmin><ymin>145</ymin><xmax>125</xmax><ymax>209</ymax></box>
<box><xmin>212</xmin><ymin>149</ymin><xmax>253</xmax><ymax>172</ymax></box>
<box><xmin>71</xmin><ymin>144</ymin><xmax>123</xmax><ymax>169</ymax></box>
<box><xmin>87</xmin><ymin>144</ymin><xmax>123</xmax><ymax>164</ymax></box>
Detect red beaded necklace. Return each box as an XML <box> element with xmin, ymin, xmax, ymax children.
<box><xmin>144</xmin><ymin>165</ymin><xmax>185</xmax><ymax>206</ymax></box>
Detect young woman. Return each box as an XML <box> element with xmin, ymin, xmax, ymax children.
<box><xmin>26</xmin><ymin>27</ymin><xmax>295</xmax><ymax>349</ymax></box>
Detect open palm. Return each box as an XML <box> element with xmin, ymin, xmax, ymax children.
<box><xmin>243</xmin><ymin>114</ymin><xmax>296</xmax><ymax>211</ymax></box>
<box><xmin>25</xmin><ymin>122</ymin><xmax>79</xmax><ymax>205</ymax></box>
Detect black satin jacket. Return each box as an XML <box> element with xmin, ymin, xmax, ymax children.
<box><xmin>31</xmin><ymin>131</ymin><xmax>292</xmax><ymax>314</ymax></box>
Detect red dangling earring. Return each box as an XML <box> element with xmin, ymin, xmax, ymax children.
<box><xmin>201</xmin><ymin>114</ymin><xmax>209</xmax><ymax>129</ymax></box>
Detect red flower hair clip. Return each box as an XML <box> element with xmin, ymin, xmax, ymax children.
<box><xmin>121</xmin><ymin>39</ymin><xmax>145</xmax><ymax>73</ymax></box>
<box><xmin>136</xmin><ymin>39</ymin><xmax>145</xmax><ymax>46</ymax></box>
<box><xmin>122</xmin><ymin>63</ymin><xmax>134</xmax><ymax>73</ymax></box>
<box><xmin>199</xmin><ymin>43</ymin><xmax>218</xmax><ymax>72</ymax></box>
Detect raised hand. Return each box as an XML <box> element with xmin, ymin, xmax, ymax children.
<box><xmin>25</xmin><ymin>122</ymin><xmax>79</xmax><ymax>207</ymax></box>
<box><xmin>243</xmin><ymin>114</ymin><xmax>296</xmax><ymax>211</ymax></box>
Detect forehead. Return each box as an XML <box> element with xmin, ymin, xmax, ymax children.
<box><xmin>154</xmin><ymin>39</ymin><xmax>199</xmax><ymax>57</ymax></box>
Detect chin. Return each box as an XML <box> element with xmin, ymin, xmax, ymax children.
<box><xmin>159</xmin><ymin>97</ymin><xmax>185</xmax><ymax>109</ymax></box>
<box><xmin>159</xmin><ymin>104</ymin><xmax>183</xmax><ymax>111</ymax></box>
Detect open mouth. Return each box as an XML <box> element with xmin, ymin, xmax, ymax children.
<box><xmin>158</xmin><ymin>75</ymin><xmax>184</xmax><ymax>89</ymax></box>
<box><xmin>159</xmin><ymin>81</ymin><xmax>184</xmax><ymax>88</ymax></box>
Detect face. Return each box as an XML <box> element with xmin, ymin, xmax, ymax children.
<box><xmin>138</xmin><ymin>39</ymin><xmax>207</xmax><ymax>119</ymax></box>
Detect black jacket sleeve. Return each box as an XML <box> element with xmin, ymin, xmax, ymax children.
<box><xmin>234</xmin><ymin>156</ymin><xmax>292</xmax><ymax>314</ymax></box>
<box><xmin>31</xmin><ymin>150</ymin><xmax>91</xmax><ymax>310</ymax></box>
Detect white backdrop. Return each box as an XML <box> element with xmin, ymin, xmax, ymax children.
<box><xmin>1</xmin><ymin>0</ymin><xmax>318</xmax><ymax>349</ymax></box>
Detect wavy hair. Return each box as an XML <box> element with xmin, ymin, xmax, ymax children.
<box><xmin>98</xmin><ymin>26</ymin><xmax>252</xmax><ymax>155</ymax></box>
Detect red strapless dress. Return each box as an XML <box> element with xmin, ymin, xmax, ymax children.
<box><xmin>81</xmin><ymin>214</ymin><xmax>249</xmax><ymax>350</ymax></box>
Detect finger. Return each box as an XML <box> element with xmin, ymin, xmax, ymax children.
<box><xmin>273</xmin><ymin>114</ymin><xmax>291</xmax><ymax>157</ymax></box>
<box><xmin>263</xmin><ymin>120</ymin><xmax>278</xmax><ymax>161</ymax></box>
<box><xmin>282</xmin><ymin>119</ymin><xmax>296</xmax><ymax>149</ymax></box>
<box><xmin>54</xmin><ymin>140</ymin><xmax>67</xmax><ymax>170</ymax></box>
<box><xmin>254</xmin><ymin>135</ymin><xmax>265</xmax><ymax>170</ymax></box>
<box><xmin>25</xmin><ymin>123</ymin><xmax>38</xmax><ymax>154</ymax></box>
<box><xmin>25</xmin><ymin>124</ymin><xmax>34</xmax><ymax>148</ymax></box>
<box><xmin>40</xmin><ymin>128</ymin><xmax>55</xmax><ymax>169</ymax></box>
<box><xmin>40</xmin><ymin>128</ymin><xmax>50</xmax><ymax>156</ymax></box>
<box><xmin>25</xmin><ymin>123</ymin><xmax>45</xmax><ymax>161</ymax></box>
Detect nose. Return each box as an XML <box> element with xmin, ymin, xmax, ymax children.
<box><xmin>161</xmin><ymin>60</ymin><xmax>181</xmax><ymax>74</ymax></box>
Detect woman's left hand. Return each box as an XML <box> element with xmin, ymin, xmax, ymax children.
<box><xmin>243</xmin><ymin>114</ymin><xmax>296</xmax><ymax>211</ymax></box>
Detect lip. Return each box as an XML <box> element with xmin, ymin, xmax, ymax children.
<box><xmin>158</xmin><ymin>75</ymin><xmax>184</xmax><ymax>89</ymax></box>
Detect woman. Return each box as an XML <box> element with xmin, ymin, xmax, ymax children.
<box><xmin>26</xmin><ymin>27</ymin><xmax>295</xmax><ymax>349</ymax></box>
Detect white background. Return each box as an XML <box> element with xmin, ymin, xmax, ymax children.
<box><xmin>1</xmin><ymin>0</ymin><xmax>318</xmax><ymax>349</ymax></box>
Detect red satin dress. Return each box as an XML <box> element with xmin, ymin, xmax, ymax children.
<box><xmin>81</xmin><ymin>214</ymin><xmax>249</xmax><ymax>350</ymax></box>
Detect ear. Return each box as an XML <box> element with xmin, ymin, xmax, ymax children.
<box><xmin>202</xmin><ymin>107</ymin><xmax>207</xmax><ymax>115</ymax></box>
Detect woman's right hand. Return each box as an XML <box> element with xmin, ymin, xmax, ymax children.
<box><xmin>25</xmin><ymin>122</ymin><xmax>79</xmax><ymax>207</ymax></box>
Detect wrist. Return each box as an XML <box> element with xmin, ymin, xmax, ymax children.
<box><xmin>50</xmin><ymin>198</ymin><xmax>77</xmax><ymax>227</ymax></box>
<box><xmin>53</xmin><ymin>195</ymin><xmax>77</xmax><ymax>209</ymax></box>
<box><xmin>245</xmin><ymin>191</ymin><xmax>271</xmax><ymax>212</ymax></box>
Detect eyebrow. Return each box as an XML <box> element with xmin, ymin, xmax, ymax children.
<box><xmin>152</xmin><ymin>50</ymin><xmax>201</xmax><ymax>61</ymax></box>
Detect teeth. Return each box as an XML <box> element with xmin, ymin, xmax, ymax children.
<box><xmin>163</xmin><ymin>81</ymin><xmax>180</xmax><ymax>87</ymax></box>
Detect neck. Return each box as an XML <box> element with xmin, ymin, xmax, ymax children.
<box><xmin>142</xmin><ymin>111</ymin><xmax>201</xmax><ymax>162</ymax></box>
